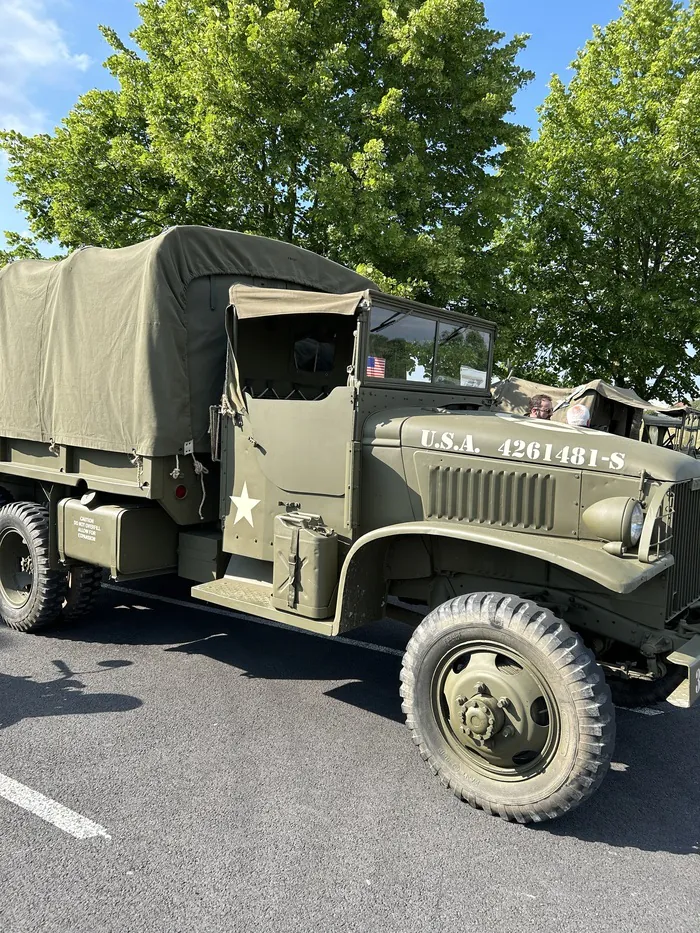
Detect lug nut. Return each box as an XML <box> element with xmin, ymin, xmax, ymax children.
<box><xmin>475</xmin><ymin>682</ymin><xmax>487</xmax><ymax>695</ymax></box>
<box><xmin>456</xmin><ymin>695</ymin><xmax>467</xmax><ymax>706</ymax></box>
<box><xmin>497</xmin><ymin>697</ymin><xmax>510</xmax><ymax>709</ymax></box>
<box><xmin>502</xmin><ymin>725</ymin><xmax>514</xmax><ymax>739</ymax></box>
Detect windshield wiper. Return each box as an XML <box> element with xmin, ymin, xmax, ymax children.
<box><xmin>439</xmin><ymin>325</ymin><xmax>467</xmax><ymax>346</ymax></box>
<box><xmin>370</xmin><ymin>311</ymin><xmax>409</xmax><ymax>334</ymax></box>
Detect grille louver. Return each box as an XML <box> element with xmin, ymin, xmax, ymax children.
<box><xmin>666</xmin><ymin>481</ymin><xmax>700</xmax><ymax>617</ymax></box>
<box><xmin>426</xmin><ymin>465</ymin><xmax>555</xmax><ymax>530</ymax></box>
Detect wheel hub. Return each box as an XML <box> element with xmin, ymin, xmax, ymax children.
<box><xmin>458</xmin><ymin>694</ymin><xmax>505</xmax><ymax>744</ymax></box>
<box><xmin>437</xmin><ymin>646</ymin><xmax>552</xmax><ymax>772</ymax></box>
<box><xmin>0</xmin><ymin>528</ymin><xmax>34</xmax><ymax>609</ymax></box>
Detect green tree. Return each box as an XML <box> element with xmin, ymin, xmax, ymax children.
<box><xmin>500</xmin><ymin>0</ymin><xmax>700</xmax><ymax>402</ymax></box>
<box><xmin>0</xmin><ymin>232</ymin><xmax>45</xmax><ymax>268</ymax></box>
<box><xmin>0</xmin><ymin>0</ymin><xmax>530</xmax><ymax>307</ymax></box>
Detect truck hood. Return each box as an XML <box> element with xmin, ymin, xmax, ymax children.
<box><xmin>363</xmin><ymin>409</ymin><xmax>700</xmax><ymax>483</ymax></box>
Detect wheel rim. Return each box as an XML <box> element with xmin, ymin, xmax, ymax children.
<box><xmin>430</xmin><ymin>638</ymin><xmax>561</xmax><ymax>782</ymax></box>
<box><xmin>0</xmin><ymin>528</ymin><xmax>35</xmax><ymax>609</ymax></box>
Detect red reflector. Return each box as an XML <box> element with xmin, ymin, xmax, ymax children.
<box><xmin>175</xmin><ymin>485</ymin><xmax>188</xmax><ymax>500</ymax></box>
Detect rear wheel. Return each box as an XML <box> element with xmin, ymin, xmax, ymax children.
<box><xmin>62</xmin><ymin>563</ymin><xmax>104</xmax><ymax>621</ymax></box>
<box><xmin>0</xmin><ymin>502</ymin><xmax>66</xmax><ymax>632</ymax></box>
<box><xmin>400</xmin><ymin>592</ymin><xmax>616</xmax><ymax>823</ymax></box>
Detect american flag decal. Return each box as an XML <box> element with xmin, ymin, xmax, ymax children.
<box><xmin>366</xmin><ymin>355</ymin><xmax>386</xmax><ymax>378</ymax></box>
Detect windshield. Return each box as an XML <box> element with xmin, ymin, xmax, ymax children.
<box><xmin>366</xmin><ymin>306</ymin><xmax>491</xmax><ymax>389</ymax></box>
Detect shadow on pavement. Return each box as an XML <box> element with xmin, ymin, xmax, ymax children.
<box><xmin>54</xmin><ymin>587</ymin><xmax>408</xmax><ymax>724</ymax></box>
<box><xmin>53</xmin><ymin>586</ymin><xmax>700</xmax><ymax>853</ymax></box>
<box><xmin>168</xmin><ymin>624</ymin><xmax>406</xmax><ymax>724</ymax></box>
<box><xmin>537</xmin><ymin>707</ymin><xmax>700</xmax><ymax>855</ymax></box>
<box><xmin>0</xmin><ymin>658</ymin><xmax>142</xmax><ymax>730</ymax></box>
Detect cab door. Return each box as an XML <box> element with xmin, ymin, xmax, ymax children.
<box><xmin>220</xmin><ymin>308</ymin><xmax>360</xmax><ymax>561</ymax></box>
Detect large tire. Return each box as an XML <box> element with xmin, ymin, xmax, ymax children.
<box><xmin>62</xmin><ymin>563</ymin><xmax>104</xmax><ymax>621</ymax></box>
<box><xmin>608</xmin><ymin>663</ymin><xmax>685</xmax><ymax>708</ymax></box>
<box><xmin>0</xmin><ymin>502</ymin><xmax>67</xmax><ymax>632</ymax></box>
<box><xmin>400</xmin><ymin>592</ymin><xmax>616</xmax><ymax>823</ymax></box>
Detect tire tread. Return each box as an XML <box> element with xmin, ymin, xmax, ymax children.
<box><xmin>0</xmin><ymin>501</ymin><xmax>66</xmax><ymax>632</ymax></box>
<box><xmin>62</xmin><ymin>564</ymin><xmax>104</xmax><ymax>621</ymax></box>
<box><xmin>400</xmin><ymin>592</ymin><xmax>615</xmax><ymax>824</ymax></box>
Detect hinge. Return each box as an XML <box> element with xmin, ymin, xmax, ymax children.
<box><xmin>344</xmin><ymin>440</ymin><xmax>362</xmax><ymax>531</ymax></box>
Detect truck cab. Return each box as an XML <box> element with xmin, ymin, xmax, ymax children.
<box><xmin>192</xmin><ymin>286</ymin><xmax>494</xmax><ymax>626</ymax></box>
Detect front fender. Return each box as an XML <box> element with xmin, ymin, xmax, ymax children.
<box><xmin>332</xmin><ymin>522</ymin><xmax>673</xmax><ymax>635</ymax></box>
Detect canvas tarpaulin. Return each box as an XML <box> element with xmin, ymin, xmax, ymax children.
<box><xmin>567</xmin><ymin>380</ymin><xmax>653</xmax><ymax>410</ymax></box>
<box><xmin>0</xmin><ymin>226</ymin><xmax>375</xmax><ymax>457</ymax></box>
<box><xmin>230</xmin><ymin>285</ymin><xmax>371</xmax><ymax>319</ymax></box>
<box><xmin>492</xmin><ymin>376</ymin><xmax>664</xmax><ymax>417</ymax></box>
<box><xmin>491</xmin><ymin>377</ymin><xmax>573</xmax><ymax>415</ymax></box>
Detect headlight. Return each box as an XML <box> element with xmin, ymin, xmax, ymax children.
<box><xmin>629</xmin><ymin>501</ymin><xmax>644</xmax><ymax>546</ymax></box>
<box><xmin>582</xmin><ymin>497</ymin><xmax>645</xmax><ymax>548</ymax></box>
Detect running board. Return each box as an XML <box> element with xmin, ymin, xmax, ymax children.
<box><xmin>191</xmin><ymin>554</ymin><xmax>334</xmax><ymax>636</ymax></box>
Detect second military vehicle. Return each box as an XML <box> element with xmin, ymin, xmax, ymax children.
<box><xmin>1</xmin><ymin>225</ymin><xmax>699</xmax><ymax>824</ymax></box>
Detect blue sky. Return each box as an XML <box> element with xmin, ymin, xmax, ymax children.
<box><xmin>0</xmin><ymin>0</ymin><xmax>624</xmax><ymax>247</ymax></box>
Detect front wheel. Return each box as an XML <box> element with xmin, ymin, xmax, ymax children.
<box><xmin>400</xmin><ymin>592</ymin><xmax>615</xmax><ymax>823</ymax></box>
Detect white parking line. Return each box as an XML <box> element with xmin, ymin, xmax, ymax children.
<box><xmin>104</xmin><ymin>584</ymin><xmax>405</xmax><ymax>658</ymax></box>
<box><xmin>0</xmin><ymin>773</ymin><xmax>111</xmax><ymax>839</ymax></box>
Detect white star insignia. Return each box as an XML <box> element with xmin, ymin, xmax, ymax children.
<box><xmin>230</xmin><ymin>482</ymin><xmax>260</xmax><ymax>527</ymax></box>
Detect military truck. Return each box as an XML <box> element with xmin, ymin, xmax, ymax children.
<box><xmin>495</xmin><ymin>374</ymin><xmax>700</xmax><ymax>457</ymax></box>
<box><xmin>2</xmin><ymin>226</ymin><xmax>700</xmax><ymax>824</ymax></box>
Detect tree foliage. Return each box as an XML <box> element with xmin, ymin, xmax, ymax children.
<box><xmin>0</xmin><ymin>232</ymin><xmax>45</xmax><ymax>268</ymax></box>
<box><xmin>499</xmin><ymin>0</ymin><xmax>700</xmax><ymax>402</ymax></box>
<box><xmin>0</xmin><ymin>0</ymin><xmax>530</xmax><ymax>307</ymax></box>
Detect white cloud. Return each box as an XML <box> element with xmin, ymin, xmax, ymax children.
<box><xmin>0</xmin><ymin>0</ymin><xmax>91</xmax><ymax>135</ymax></box>
<box><xmin>0</xmin><ymin>1</ymin><xmax>90</xmax><ymax>71</ymax></box>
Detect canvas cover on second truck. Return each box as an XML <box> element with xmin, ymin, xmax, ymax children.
<box><xmin>0</xmin><ymin>225</ymin><xmax>373</xmax><ymax>457</ymax></box>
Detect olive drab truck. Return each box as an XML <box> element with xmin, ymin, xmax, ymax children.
<box><xmin>2</xmin><ymin>225</ymin><xmax>700</xmax><ymax>824</ymax></box>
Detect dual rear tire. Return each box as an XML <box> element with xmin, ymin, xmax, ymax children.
<box><xmin>0</xmin><ymin>500</ymin><xmax>102</xmax><ymax>632</ymax></box>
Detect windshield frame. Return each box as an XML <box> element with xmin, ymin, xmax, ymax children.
<box><xmin>359</xmin><ymin>292</ymin><xmax>495</xmax><ymax>394</ymax></box>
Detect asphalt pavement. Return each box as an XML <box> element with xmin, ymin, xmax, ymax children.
<box><xmin>0</xmin><ymin>576</ymin><xmax>698</xmax><ymax>933</ymax></box>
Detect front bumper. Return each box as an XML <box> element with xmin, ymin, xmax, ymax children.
<box><xmin>666</xmin><ymin>634</ymin><xmax>700</xmax><ymax>708</ymax></box>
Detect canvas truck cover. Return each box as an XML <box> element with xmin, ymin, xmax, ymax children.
<box><xmin>493</xmin><ymin>376</ymin><xmax>663</xmax><ymax>418</ymax></box>
<box><xmin>491</xmin><ymin>377</ymin><xmax>573</xmax><ymax>415</ymax></box>
<box><xmin>0</xmin><ymin>226</ymin><xmax>375</xmax><ymax>457</ymax></box>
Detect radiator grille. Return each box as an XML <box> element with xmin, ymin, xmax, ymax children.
<box><xmin>426</xmin><ymin>465</ymin><xmax>555</xmax><ymax>530</ymax></box>
<box><xmin>666</xmin><ymin>481</ymin><xmax>700</xmax><ymax>617</ymax></box>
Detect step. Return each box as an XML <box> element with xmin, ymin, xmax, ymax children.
<box><xmin>191</xmin><ymin>554</ymin><xmax>333</xmax><ymax>636</ymax></box>
<box><xmin>192</xmin><ymin>554</ymin><xmax>272</xmax><ymax>608</ymax></box>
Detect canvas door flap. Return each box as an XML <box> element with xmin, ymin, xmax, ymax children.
<box><xmin>229</xmin><ymin>285</ymin><xmax>370</xmax><ymax>320</ymax></box>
